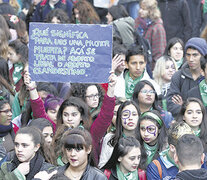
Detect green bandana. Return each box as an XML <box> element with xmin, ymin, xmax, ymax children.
<box><xmin>144</xmin><ymin>142</ymin><xmax>158</xmax><ymax>165</ymax></box>
<box><xmin>162</xmin><ymin>99</ymin><xmax>167</xmax><ymax>111</ymax></box>
<box><xmin>176</xmin><ymin>58</ymin><xmax>183</xmax><ymax>69</ymax></box>
<box><xmin>57</xmin><ymin>156</ymin><xmax>65</xmax><ymax>166</ymax></box>
<box><xmin>199</xmin><ymin>79</ymin><xmax>207</xmax><ymax>106</ymax></box>
<box><xmin>193</xmin><ymin>128</ymin><xmax>201</xmax><ymax>137</ymax></box>
<box><xmin>116</xmin><ymin>164</ymin><xmax>138</xmax><ymax>180</ymax></box>
<box><xmin>159</xmin><ymin>148</ymin><xmax>178</xmax><ymax>168</ymax></box>
<box><xmin>13</xmin><ymin>63</ymin><xmax>23</xmax><ymax>85</ymax></box>
<box><xmin>203</xmin><ymin>1</ymin><xmax>207</xmax><ymax>14</ymax></box>
<box><xmin>125</xmin><ymin>71</ymin><xmax>143</xmax><ymax>99</ymax></box>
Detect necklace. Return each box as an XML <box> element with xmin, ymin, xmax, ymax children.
<box><xmin>66</xmin><ymin>169</ymin><xmax>83</xmax><ymax>180</ymax></box>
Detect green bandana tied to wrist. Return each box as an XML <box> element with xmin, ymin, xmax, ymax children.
<box><xmin>116</xmin><ymin>164</ymin><xmax>138</xmax><ymax>180</ymax></box>
<box><xmin>13</xmin><ymin>63</ymin><xmax>23</xmax><ymax>85</ymax></box>
<box><xmin>144</xmin><ymin>142</ymin><xmax>158</xmax><ymax>165</ymax></box>
<box><xmin>199</xmin><ymin>79</ymin><xmax>207</xmax><ymax>106</ymax></box>
<box><xmin>125</xmin><ymin>71</ymin><xmax>143</xmax><ymax>99</ymax></box>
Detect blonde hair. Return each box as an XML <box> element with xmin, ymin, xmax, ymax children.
<box><xmin>140</xmin><ymin>0</ymin><xmax>161</xmax><ymax>21</ymax></box>
<box><xmin>9</xmin><ymin>0</ymin><xmax>20</xmax><ymax>14</ymax></box>
<box><xmin>153</xmin><ymin>55</ymin><xmax>177</xmax><ymax>89</ymax></box>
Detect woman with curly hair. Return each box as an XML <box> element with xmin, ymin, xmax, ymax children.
<box><xmin>3</xmin><ymin>14</ymin><xmax>28</xmax><ymax>44</ymax></box>
<box><xmin>68</xmin><ymin>83</ymin><xmax>104</xmax><ymax>121</ymax></box>
<box><xmin>71</xmin><ymin>0</ymin><xmax>100</xmax><ymax>24</ymax></box>
<box><xmin>45</xmin><ymin>8</ymin><xmax>70</xmax><ymax>24</ymax></box>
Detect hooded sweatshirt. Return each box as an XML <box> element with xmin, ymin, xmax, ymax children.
<box><xmin>176</xmin><ymin>168</ymin><xmax>207</xmax><ymax>180</ymax></box>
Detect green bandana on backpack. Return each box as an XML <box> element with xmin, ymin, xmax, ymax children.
<box><xmin>13</xmin><ymin>63</ymin><xmax>23</xmax><ymax>85</ymax></box>
<box><xmin>144</xmin><ymin>142</ymin><xmax>158</xmax><ymax>165</ymax></box>
<box><xmin>116</xmin><ymin>164</ymin><xmax>138</xmax><ymax>180</ymax></box>
<box><xmin>199</xmin><ymin>79</ymin><xmax>207</xmax><ymax>106</ymax></box>
<box><xmin>125</xmin><ymin>71</ymin><xmax>143</xmax><ymax>99</ymax></box>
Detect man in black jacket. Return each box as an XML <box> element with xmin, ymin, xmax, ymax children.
<box><xmin>166</xmin><ymin>37</ymin><xmax>207</xmax><ymax>118</ymax></box>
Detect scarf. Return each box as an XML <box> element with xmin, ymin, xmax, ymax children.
<box><xmin>116</xmin><ymin>164</ymin><xmax>138</xmax><ymax>180</ymax></box>
<box><xmin>199</xmin><ymin>79</ymin><xmax>207</xmax><ymax>106</ymax></box>
<box><xmin>202</xmin><ymin>0</ymin><xmax>207</xmax><ymax>14</ymax></box>
<box><xmin>137</xmin><ymin>17</ymin><xmax>153</xmax><ymax>36</ymax></box>
<box><xmin>12</xmin><ymin>151</ymin><xmax>44</xmax><ymax>180</ymax></box>
<box><xmin>162</xmin><ymin>83</ymin><xmax>171</xmax><ymax>97</ymax></box>
<box><xmin>125</xmin><ymin>71</ymin><xmax>144</xmax><ymax>99</ymax></box>
<box><xmin>176</xmin><ymin>58</ymin><xmax>183</xmax><ymax>69</ymax></box>
<box><xmin>57</xmin><ymin>156</ymin><xmax>65</xmax><ymax>166</ymax></box>
<box><xmin>160</xmin><ymin>148</ymin><xmax>178</xmax><ymax>168</ymax></box>
<box><xmin>144</xmin><ymin>142</ymin><xmax>158</xmax><ymax>165</ymax></box>
<box><xmin>0</xmin><ymin>122</ymin><xmax>12</xmax><ymax>137</ymax></box>
<box><xmin>12</xmin><ymin>63</ymin><xmax>23</xmax><ymax>85</ymax></box>
<box><xmin>193</xmin><ymin>128</ymin><xmax>201</xmax><ymax>137</ymax></box>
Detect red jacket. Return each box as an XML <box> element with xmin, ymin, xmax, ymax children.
<box><xmin>30</xmin><ymin>97</ymin><xmax>56</xmax><ymax>131</ymax></box>
<box><xmin>90</xmin><ymin>94</ymin><xmax>115</xmax><ymax>164</ymax></box>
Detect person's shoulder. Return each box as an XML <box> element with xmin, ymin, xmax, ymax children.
<box><xmin>88</xmin><ymin>166</ymin><xmax>107</xmax><ymax>179</ymax></box>
<box><xmin>40</xmin><ymin>161</ymin><xmax>56</xmax><ymax>172</ymax></box>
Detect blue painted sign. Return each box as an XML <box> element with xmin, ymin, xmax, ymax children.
<box><xmin>29</xmin><ymin>23</ymin><xmax>112</xmax><ymax>83</ymax></box>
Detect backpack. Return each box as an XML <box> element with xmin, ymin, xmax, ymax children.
<box><xmin>134</xmin><ymin>31</ymin><xmax>153</xmax><ymax>78</ymax></box>
<box><xmin>152</xmin><ymin>159</ymin><xmax>162</xmax><ymax>179</ymax></box>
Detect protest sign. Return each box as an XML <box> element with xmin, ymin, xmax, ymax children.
<box><xmin>29</xmin><ymin>23</ymin><xmax>112</xmax><ymax>83</ymax></box>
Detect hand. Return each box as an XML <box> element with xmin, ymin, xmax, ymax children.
<box><xmin>34</xmin><ymin>170</ymin><xmax>57</xmax><ymax>180</ymax></box>
<box><xmin>22</xmin><ymin>8</ymin><xmax>29</xmax><ymax>15</ymax></box>
<box><xmin>17</xmin><ymin>162</ymin><xmax>30</xmax><ymax>176</ymax></box>
<box><xmin>107</xmin><ymin>73</ymin><xmax>117</xmax><ymax>97</ymax></box>
<box><xmin>172</xmin><ymin>94</ymin><xmax>183</xmax><ymax>105</ymax></box>
<box><xmin>111</xmin><ymin>54</ymin><xmax>125</xmax><ymax>73</ymax></box>
<box><xmin>108</xmin><ymin>73</ymin><xmax>117</xmax><ymax>88</ymax></box>
<box><xmin>23</xmin><ymin>72</ymin><xmax>36</xmax><ymax>91</ymax></box>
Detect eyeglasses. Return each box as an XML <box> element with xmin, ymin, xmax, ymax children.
<box><xmin>140</xmin><ymin>89</ymin><xmax>155</xmax><ymax>94</ymax></box>
<box><xmin>0</xmin><ymin>109</ymin><xmax>12</xmax><ymax>114</ymax></box>
<box><xmin>85</xmin><ymin>94</ymin><xmax>100</xmax><ymax>100</ymax></box>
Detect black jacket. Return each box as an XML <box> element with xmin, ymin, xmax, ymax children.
<box><xmin>53</xmin><ymin>164</ymin><xmax>107</xmax><ymax>180</ymax></box>
<box><xmin>166</xmin><ymin>62</ymin><xmax>204</xmax><ymax>117</ymax></box>
<box><xmin>158</xmin><ymin>0</ymin><xmax>192</xmax><ymax>43</ymax></box>
<box><xmin>176</xmin><ymin>168</ymin><xmax>207</xmax><ymax>180</ymax></box>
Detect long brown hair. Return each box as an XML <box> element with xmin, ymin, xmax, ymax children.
<box><xmin>72</xmin><ymin>0</ymin><xmax>100</xmax><ymax>24</ymax></box>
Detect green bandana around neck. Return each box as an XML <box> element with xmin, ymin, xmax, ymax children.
<box><xmin>176</xmin><ymin>58</ymin><xmax>183</xmax><ymax>69</ymax></box>
<box><xmin>193</xmin><ymin>128</ymin><xmax>201</xmax><ymax>137</ymax></box>
<box><xmin>13</xmin><ymin>63</ymin><xmax>23</xmax><ymax>85</ymax></box>
<box><xmin>199</xmin><ymin>79</ymin><xmax>207</xmax><ymax>106</ymax></box>
<box><xmin>57</xmin><ymin>156</ymin><xmax>65</xmax><ymax>166</ymax></box>
<box><xmin>144</xmin><ymin>142</ymin><xmax>158</xmax><ymax>165</ymax></box>
<box><xmin>116</xmin><ymin>164</ymin><xmax>138</xmax><ymax>180</ymax></box>
<box><xmin>125</xmin><ymin>71</ymin><xmax>144</xmax><ymax>99</ymax></box>
<box><xmin>163</xmin><ymin>148</ymin><xmax>178</xmax><ymax>168</ymax></box>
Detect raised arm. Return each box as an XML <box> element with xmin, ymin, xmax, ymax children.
<box><xmin>24</xmin><ymin>72</ymin><xmax>56</xmax><ymax>131</ymax></box>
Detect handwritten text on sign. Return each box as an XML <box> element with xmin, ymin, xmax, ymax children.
<box><xmin>29</xmin><ymin>23</ymin><xmax>112</xmax><ymax>83</ymax></box>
